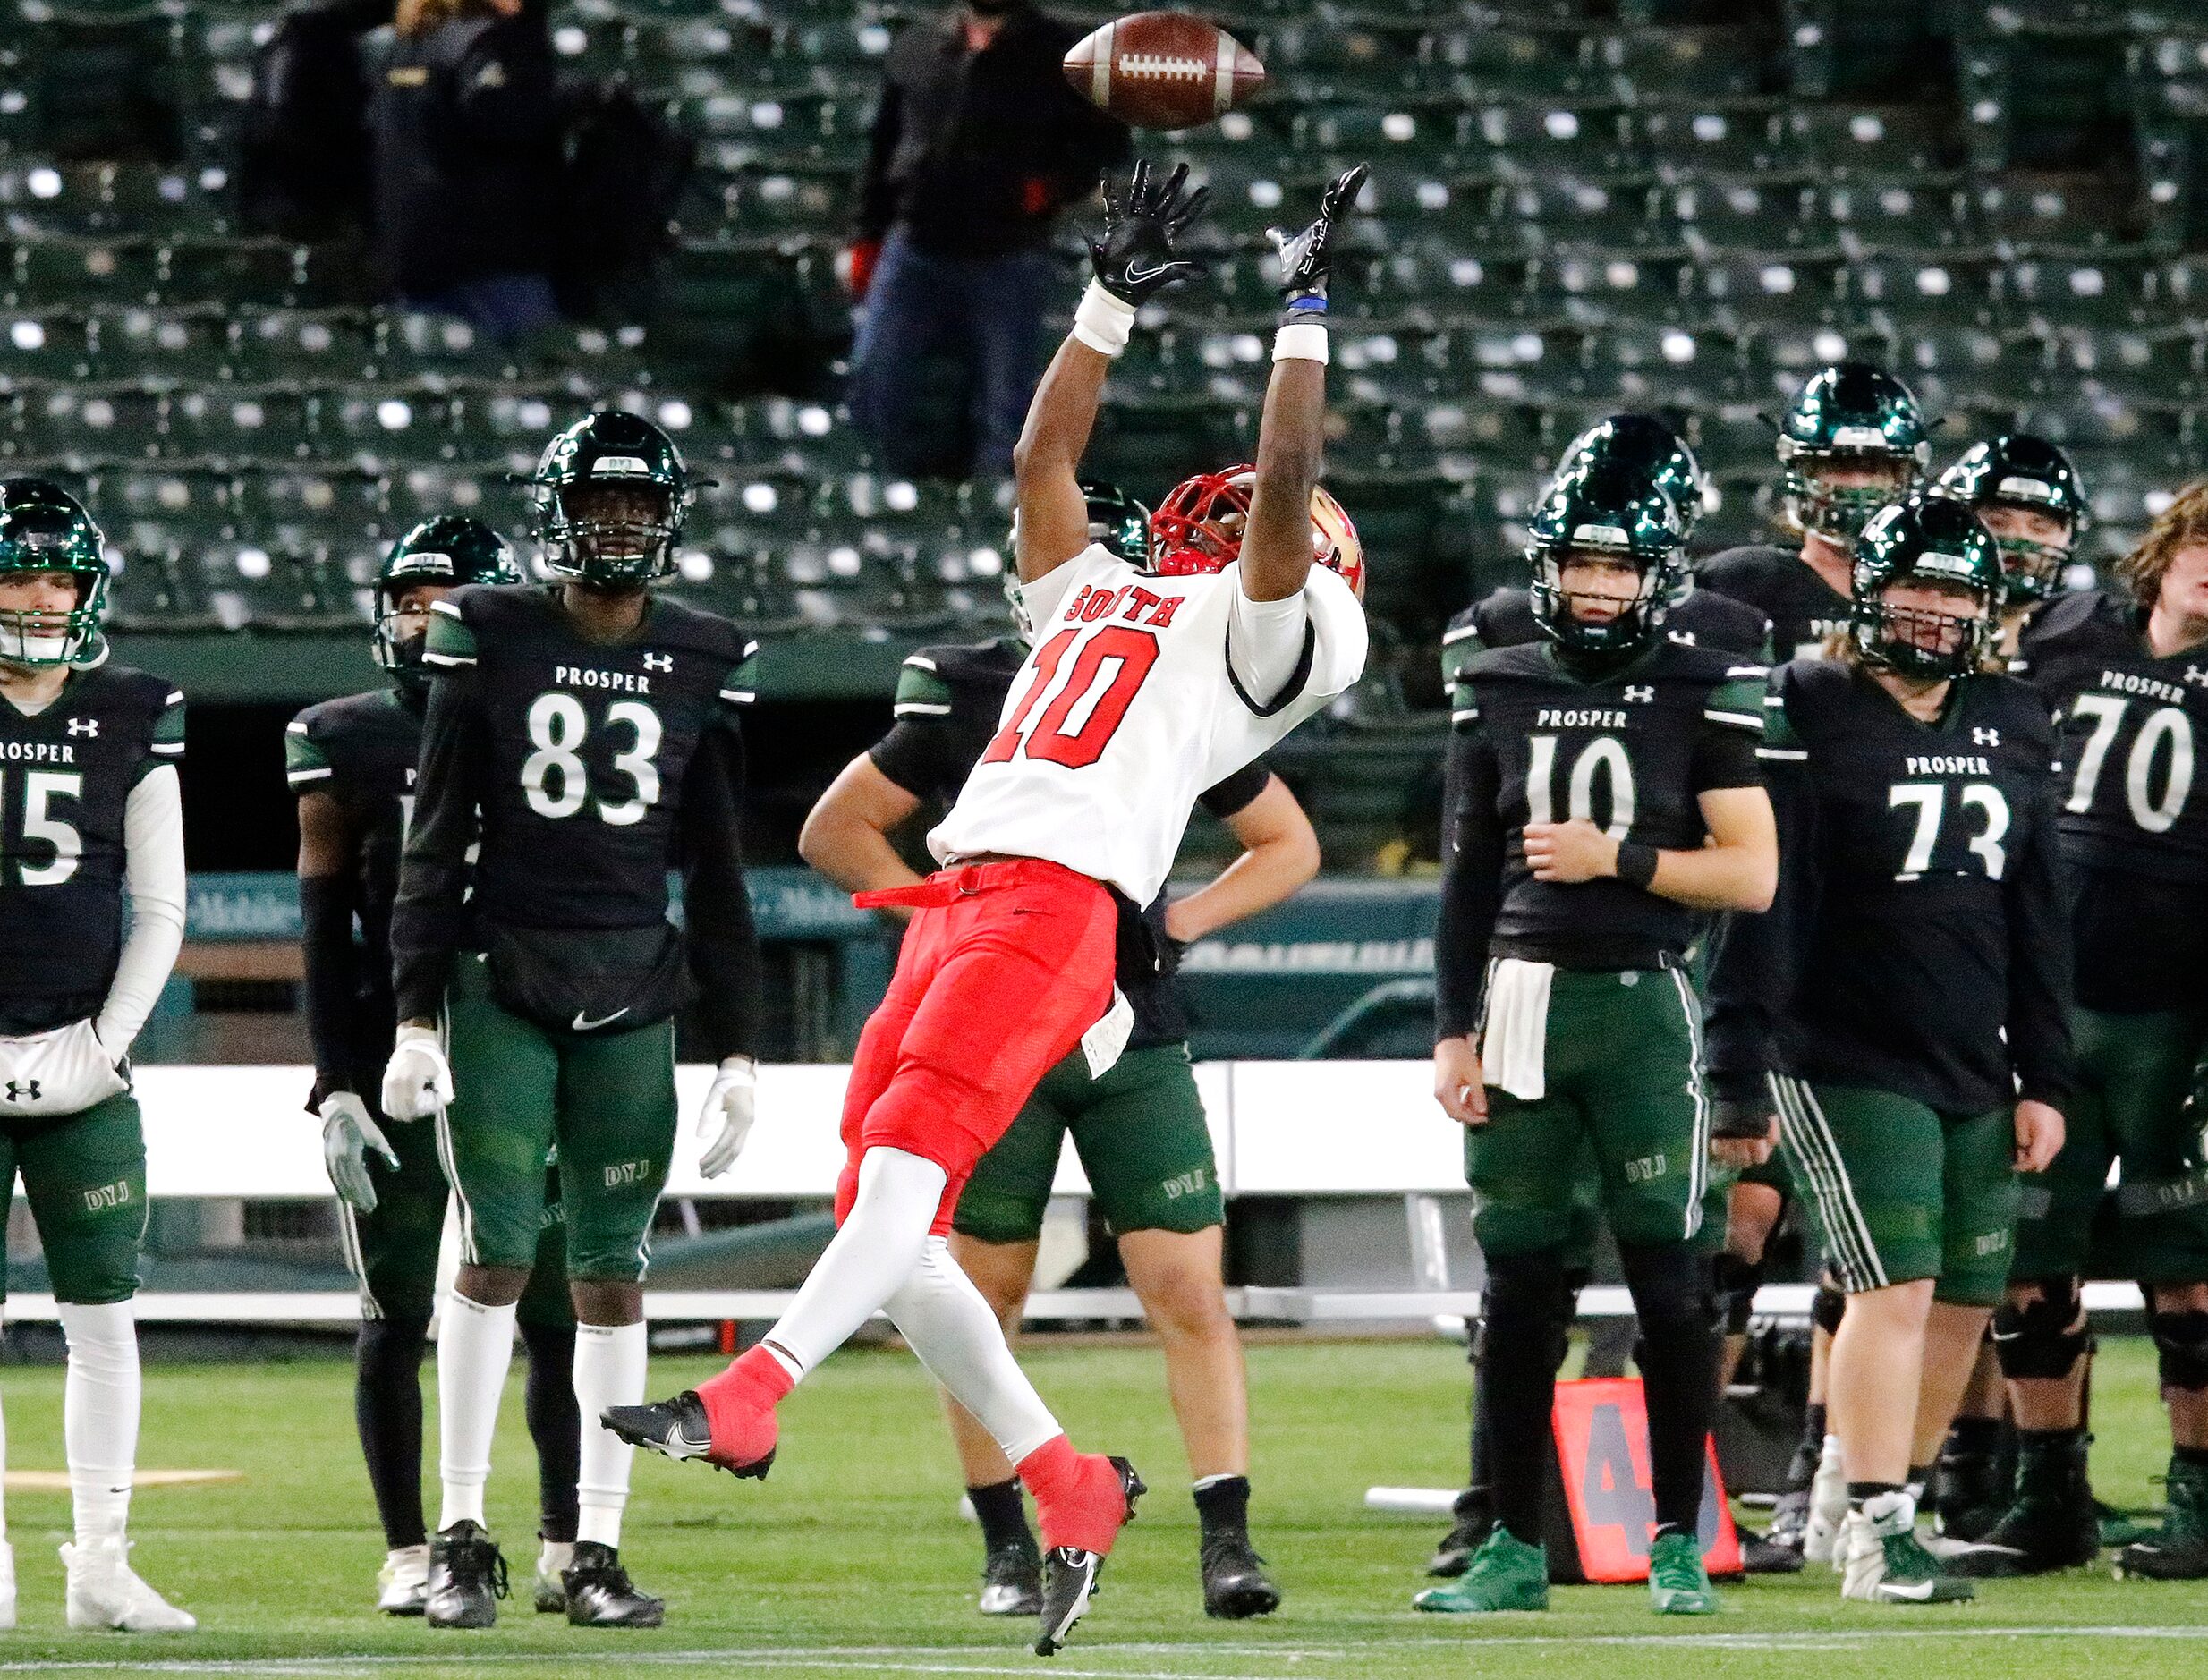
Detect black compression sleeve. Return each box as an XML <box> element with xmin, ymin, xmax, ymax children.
<box><xmin>867</xmin><ymin>717</ymin><xmax>962</xmax><ymax>803</ymax></box>
<box><xmin>2005</xmin><ymin>772</ymin><xmax>2079</xmax><ymax>1108</ymax></box>
<box><xmin>1435</xmin><ymin>725</ymin><xmax>1505</xmax><ymax>1041</ymax></box>
<box><xmin>1704</xmin><ymin>752</ymin><xmax>1817</xmax><ymax>1105</ymax></box>
<box><xmin>1199</xmin><ymin>759</ymin><xmax>1271</xmax><ymax>819</ymax></box>
<box><xmin>679</xmin><ymin>719</ymin><xmax>764</xmax><ymax>1062</ymax></box>
<box><xmin>298</xmin><ymin>872</ymin><xmax>362</xmax><ymax>1108</ymax></box>
<box><xmin>389</xmin><ymin>673</ymin><xmax>486</xmax><ymax>1025</ymax></box>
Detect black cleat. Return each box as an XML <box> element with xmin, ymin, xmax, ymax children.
<box><xmin>1035</xmin><ymin>1547</ymin><xmax>1104</xmax><ymax>1655</ymax></box>
<box><xmin>978</xmin><ymin>1537</ymin><xmax>1041</xmax><ymax>1616</ymax></box>
<box><xmin>562</xmin><ymin>1541</ymin><xmax>665</xmax><ymax>1627</ymax></box>
<box><xmin>1428</xmin><ymin>1490</ymin><xmax>1493</xmax><ymax>1577</ymax></box>
<box><xmin>1200</xmin><ymin>1531</ymin><xmax>1281</xmax><ymax>1618</ymax></box>
<box><xmin>1034</xmin><ymin>1457</ymin><xmax>1144</xmax><ymax>1654</ymax></box>
<box><xmin>602</xmin><ymin>1392</ymin><xmax>775</xmax><ymax>1480</ymax></box>
<box><xmin>1738</xmin><ymin>1526</ymin><xmax>1808</xmax><ymax>1575</ymax></box>
<box><xmin>1949</xmin><ymin>1432</ymin><xmax>2099</xmax><ymax>1578</ymax></box>
<box><xmin>426</xmin><ymin>1521</ymin><xmax>508</xmax><ymax>1630</ymax></box>
<box><xmin>2114</xmin><ymin>1458</ymin><xmax>2208</xmax><ymax>1580</ymax></box>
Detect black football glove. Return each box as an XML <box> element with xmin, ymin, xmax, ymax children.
<box><xmin>1270</xmin><ymin>162</ymin><xmax>1368</xmax><ymax>314</ymax></box>
<box><xmin>1089</xmin><ymin>159</ymin><xmax>1210</xmax><ymax>305</ymax></box>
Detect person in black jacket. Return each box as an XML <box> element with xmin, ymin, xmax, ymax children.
<box><xmin>845</xmin><ymin>1</ymin><xmax>1128</xmax><ymax>479</ymax></box>
<box><xmin>366</xmin><ymin>0</ymin><xmax>565</xmax><ymax>338</ymax></box>
<box><xmin>1706</xmin><ymin>496</ymin><xmax>2074</xmax><ymax>1607</ymax></box>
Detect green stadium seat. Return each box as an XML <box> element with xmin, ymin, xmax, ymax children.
<box><xmin>165</xmin><ymin>384</ymin><xmax>316</xmax><ymax>463</ymax></box>
<box><xmin>1461</xmin><ymin>101</ymin><xmax>1640</xmax><ymax>179</ymax></box>
<box><xmin>1596</xmin><ymin>27</ymin><xmax>1766</xmax><ymax>103</ymax></box>
<box><xmin>1820</xmin><ymin>173</ymin><xmax>1978</xmax><ymax>248</ymax></box>
<box><xmin>7</xmin><ymin>235</ymin><xmax>163</xmax><ymax>308</ymax></box>
<box><xmin>106</xmin><ymin>547</ymin><xmax>218</xmax><ymax>634</ymax></box>
<box><xmin>1699</xmin><ymin>249</ymin><xmax>1847</xmax><ymax>333</ymax></box>
<box><xmin>2004</xmin><ymin>246</ymin><xmax>2161</xmax><ymax>330</ymax></box>
<box><xmin>1633</xmin><ymin>101</ymin><xmax>1796</xmax><ymax>177</ymax></box>
<box><xmin>98</xmin><ymin>462</ymin><xmax>234</xmax><ymax>558</ymax></box>
<box><xmin>0</xmin><ymin>308</ymin><xmax>92</xmax><ymax>383</ymax></box>
<box><xmin>1786</xmin><ymin>103</ymin><xmax>1959</xmax><ymax>177</ymax></box>
<box><xmin>1899</xmin><ymin>325</ymin><xmax>2059</xmax><ymax>412</ymax></box>
<box><xmin>386</xmin><ymin>462</ymin><xmax>505</xmax><ymax>530</ymax></box>
<box><xmin>15</xmin><ymin>381</ymin><xmax>166</xmax><ymax>464</ymax></box>
<box><xmin>1499</xmin><ymin>174</ymin><xmax>1661</xmax><ymax>245</ymax></box>
<box><xmin>229</xmin><ymin>308</ymin><xmax>376</xmax><ymax>384</ymax></box>
<box><xmin>86</xmin><ymin>305</ymin><xmax>228</xmax><ymax>386</ymax></box>
<box><xmin>1668</xmin><ymin>171</ymin><xmax>1828</xmax><ymax>255</ymax></box>
<box><xmin>315</xmin><ymin>386</ymin><xmax>462</xmax><ymax>466</ymax></box>
<box><xmin>1844</xmin><ymin>247</ymin><xmax>2007</xmax><ymax>332</ymax></box>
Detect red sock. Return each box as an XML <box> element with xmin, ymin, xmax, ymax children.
<box><xmin>1017</xmin><ymin>1435</ymin><xmax>1130</xmax><ymax>1555</ymax></box>
<box><xmin>693</xmin><ymin>1345</ymin><xmax>794</xmax><ymax>1463</ymax></box>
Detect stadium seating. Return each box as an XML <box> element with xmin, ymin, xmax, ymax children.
<box><xmin>0</xmin><ymin>0</ymin><xmax>2197</xmax><ymax>865</ymax></box>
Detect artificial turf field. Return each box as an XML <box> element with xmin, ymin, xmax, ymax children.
<box><xmin>0</xmin><ymin>1335</ymin><xmax>2200</xmax><ymax>1677</ymax></box>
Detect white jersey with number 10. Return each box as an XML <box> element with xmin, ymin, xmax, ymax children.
<box><xmin>929</xmin><ymin>543</ymin><xmax>1368</xmax><ymax>904</ymax></box>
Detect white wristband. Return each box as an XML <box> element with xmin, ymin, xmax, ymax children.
<box><xmin>1273</xmin><ymin>320</ymin><xmax>1329</xmax><ymax>363</ymax></box>
<box><xmin>718</xmin><ymin>1054</ymin><xmax>757</xmax><ymax>1087</ymax></box>
<box><xmin>1073</xmin><ymin>280</ymin><xmax>1139</xmax><ymax>357</ymax></box>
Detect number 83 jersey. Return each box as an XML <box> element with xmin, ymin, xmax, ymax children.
<box><xmin>930</xmin><ymin>545</ymin><xmax>1367</xmax><ymax>906</ymax></box>
<box><xmin>2015</xmin><ymin>588</ymin><xmax>2208</xmax><ymax>1013</ymax></box>
<box><xmin>420</xmin><ymin>584</ymin><xmax>754</xmax><ymax>931</ymax></box>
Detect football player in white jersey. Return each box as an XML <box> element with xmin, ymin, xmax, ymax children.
<box><xmin>607</xmin><ymin>158</ymin><xmax>1370</xmax><ymax>1653</ymax></box>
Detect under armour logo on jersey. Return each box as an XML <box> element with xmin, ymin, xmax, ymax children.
<box><xmin>3</xmin><ymin>1079</ymin><xmax>38</xmax><ymax>1103</ymax></box>
<box><xmin>2187</xmin><ymin>665</ymin><xmax>2208</xmax><ymax>689</ymax></box>
<box><xmin>1665</xmin><ymin>629</ymin><xmax>1698</xmax><ymax>646</ymax></box>
<box><xmin>642</xmin><ymin>652</ymin><xmax>674</xmax><ymax>673</ymax></box>
<box><xmin>1625</xmin><ymin>685</ymin><xmax>1655</xmax><ymax>703</ymax></box>
<box><xmin>1973</xmin><ymin>726</ymin><xmax>2000</xmax><ymax>747</ymax></box>
<box><xmin>66</xmin><ymin>717</ymin><xmax>98</xmax><ymax>737</ymax></box>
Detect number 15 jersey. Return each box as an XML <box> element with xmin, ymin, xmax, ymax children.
<box><xmin>928</xmin><ymin>545</ymin><xmax>1367</xmax><ymax>906</ymax></box>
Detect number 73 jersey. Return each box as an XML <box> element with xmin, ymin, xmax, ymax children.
<box><xmin>929</xmin><ymin>545</ymin><xmax>1367</xmax><ymax>905</ymax></box>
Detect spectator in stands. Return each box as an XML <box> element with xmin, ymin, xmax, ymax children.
<box><xmin>366</xmin><ymin>0</ymin><xmax>566</xmax><ymax>340</ymax></box>
<box><xmin>845</xmin><ymin>1</ymin><xmax>1127</xmax><ymax>479</ymax></box>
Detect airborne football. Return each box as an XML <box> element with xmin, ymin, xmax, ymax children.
<box><xmin>0</xmin><ymin>0</ymin><xmax>2202</xmax><ymax>1676</ymax></box>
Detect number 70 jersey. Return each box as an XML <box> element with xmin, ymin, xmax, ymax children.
<box><xmin>929</xmin><ymin>545</ymin><xmax>1367</xmax><ymax>904</ymax></box>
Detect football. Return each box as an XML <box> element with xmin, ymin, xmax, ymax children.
<box><xmin>1063</xmin><ymin>11</ymin><xmax>1267</xmax><ymax>132</ymax></box>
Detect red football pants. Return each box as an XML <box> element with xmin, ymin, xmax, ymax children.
<box><xmin>836</xmin><ymin>859</ymin><xmax>1117</xmax><ymax>1235</ymax></box>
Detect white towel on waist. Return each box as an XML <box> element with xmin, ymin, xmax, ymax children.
<box><xmin>1481</xmin><ymin>958</ymin><xmax>1555</xmax><ymax>1101</ymax></box>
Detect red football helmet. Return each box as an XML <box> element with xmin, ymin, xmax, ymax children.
<box><xmin>1150</xmin><ymin>465</ymin><xmax>1365</xmax><ymax>598</ymax></box>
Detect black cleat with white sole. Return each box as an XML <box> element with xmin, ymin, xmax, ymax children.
<box><xmin>601</xmin><ymin>1392</ymin><xmax>776</xmax><ymax>1480</ymax></box>
<box><xmin>1200</xmin><ymin>1532</ymin><xmax>1281</xmax><ymax>1618</ymax></box>
<box><xmin>1033</xmin><ymin>1457</ymin><xmax>1144</xmax><ymax>1655</ymax></box>
<box><xmin>562</xmin><ymin>1542</ymin><xmax>665</xmax><ymax>1627</ymax></box>
<box><xmin>979</xmin><ymin>1538</ymin><xmax>1041</xmax><ymax>1616</ymax></box>
<box><xmin>426</xmin><ymin>1521</ymin><xmax>508</xmax><ymax>1630</ymax></box>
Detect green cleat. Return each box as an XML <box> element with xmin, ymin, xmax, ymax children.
<box><xmin>2114</xmin><ymin>1458</ymin><xmax>2208</xmax><ymax>1581</ymax></box>
<box><xmin>1413</xmin><ymin>1528</ymin><xmax>1549</xmax><ymax>1613</ymax></box>
<box><xmin>1647</xmin><ymin>1531</ymin><xmax>1719</xmax><ymax>1615</ymax></box>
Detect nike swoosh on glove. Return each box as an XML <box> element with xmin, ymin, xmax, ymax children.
<box><xmin>698</xmin><ymin>1055</ymin><xmax>758</xmax><ymax>1179</ymax></box>
<box><xmin>1088</xmin><ymin>157</ymin><xmax>1210</xmax><ymax>305</ymax></box>
<box><xmin>320</xmin><ymin>1090</ymin><xmax>399</xmax><ymax>1213</ymax></box>
<box><xmin>379</xmin><ymin>1025</ymin><xmax>454</xmax><ymax>1123</ymax></box>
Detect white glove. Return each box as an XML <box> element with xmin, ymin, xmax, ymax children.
<box><xmin>379</xmin><ymin>1024</ymin><xmax>453</xmax><ymax>1123</ymax></box>
<box><xmin>697</xmin><ymin>1055</ymin><xmax>757</xmax><ymax>1179</ymax></box>
<box><xmin>320</xmin><ymin>1090</ymin><xmax>399</xmax><ymax>1213</ymax></box>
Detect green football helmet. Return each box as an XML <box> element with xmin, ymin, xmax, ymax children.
<box><xmin>1526</xmin><ymin>459</ymin><xmax>1685</xmax><ymax>656</ymax></box>
<box><xmin>1777</xmin><ymin>362</ymin><xmax>1932</xmax><ymax>543</ymax></box>
<box><xmin>1084</xmin><ymin>479</ymin><xmax>1151</xmax><ymax>568</ymax></box>
<box><xmin>1557</xmin><ymin>414</ymin><xmax>1708</xmax><ymax>541</ymax></box>
<box><xmin>0</xmin><ymin>477</ymin><xmax>109</xmax><ymax>670</ymax></box>
<box><xmin>1934</xmin><ymin>434</ymin><xmax>2085</xmax><ymax>607</ymax></box>
<box><xmin>375</xmin><ymin>514</ymin><xmax>524</xmax><ymax>690</ymax></box>
<box><xmin>1849</xmin><ymin>495</ymin><xmax>2003</xmax><ymax>681</ymax></box>
<box><xmin>528</xmin><ymin>409</ymin><xmax>692</xmax><ymax>587</ymax></box>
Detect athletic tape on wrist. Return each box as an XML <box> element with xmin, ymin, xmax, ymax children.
<box><xmin>1073</xmin><ymin>281</ymin><xmax>1138</xmax><ymax>357</ymax></box>
<box><xmin>1273</xmin><ymin>321</ymin><xmax>1329</xmax><ymax>363</ymax></box>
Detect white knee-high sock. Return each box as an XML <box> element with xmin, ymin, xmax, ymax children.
<box><xmin>0</xmin><ymin>1381</ymin><xmax>10</xmax><ymax>1543</ymax></box>
<box><xmin>437</xmin><ymin>1293</ymin><xmax>517</xmax><ymax>1531</ymax></box>
<box><xmin>886</xmin><ymin>1236</ymin><xmax>1061</xmax><ymax>1464</ymax></box>
<box><xmin>572</xmin><ymin>1322</ymin><xmax>646</xmax><ymax>1548</ymax></box>
<box><xmin>57</xmin><ymin>1302</ymin><xmax>139</xmax><ymax>1546</ymax></box>
<box><xmin>763</xmin><ymin>1147</ymin><xmax>947</xmax><ymax>1377</ymax></box>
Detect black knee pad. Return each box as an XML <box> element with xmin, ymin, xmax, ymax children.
<box><xmin>1617</xmin><ymin>1243</ymin><xmax>1717</xmax><ymax>1334</ymax></box>
<box><xmin>1712</xmin><ymin>1251</ymin><xmax>1764</xmax><ymax>1337</ymax></box>
<box><xmin>1812</xmin><ymin>1281</ymin><xmax>1846</xmax><ymax>1335</ymax></box>
<box><xmin>2151</xmin><ymin>1309</ymin><xmax>2208</xmax><ymax>1393</ymax></box>
<box><xmin>1992</xmin><ymin>1277</ymin><xmax>2090</xmax><ymax>1381</ymax></box>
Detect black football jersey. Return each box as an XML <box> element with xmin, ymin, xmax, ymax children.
<box><xmin>2013</xmin><ymin>588</ymin><xmax>2208</xmax><ymax>1013</ymax></box>
<box><xmin>1707</xmin><ymin>658</ymin><xmax>2074</xmax><ymax>1116</ymax></box>
<box><xmin>868</xmin><ymin>635</ymin><xmax>1270</xmax><ymax>1051</ymax></box>
<box><xmin>392</xmin><ymin>584</ymin><xmax>761</xmax><ymax>1050</ymax></box>
<box><xmin>1440</xmin><ymin>586</ymin><xmax>1771</xmax><ymax>697</ymax></box>
<box><xmin>1697</xmin><ymin>543</ymin><xmax>1853</xmax><ymax>663</ymax></box>
<box><xmin>1435</xmin><ymin>640</ymin><xmax>1764</xmax><ymax>1034</ymax></box>
<box><xmin>286</xmin><ymin>688</ymin><xmax>420</xmax><ymax>992</ymax></box>
<box><xmin>0</xmin><ymin>665</ymin><xmax>184</xmax><ymax>1034</ymax></box>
